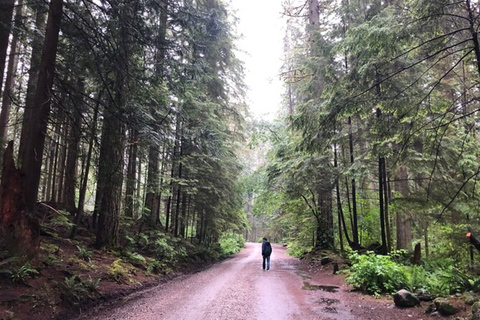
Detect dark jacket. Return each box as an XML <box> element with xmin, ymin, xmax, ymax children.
<box><xmin>262</xmin><ymin>240</ymin><xmax>272</xmax><ymax>257</ymax></box>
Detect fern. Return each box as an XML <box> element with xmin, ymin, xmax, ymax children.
<box><xmin>11</xmin><ymin>263</ymin><xmax>39</xmax><ymax>283</ymax></box>
<box><xmin>59</xmin><ymin>275</ymin><xmax>89</xmax><ymax>304</ymax></box>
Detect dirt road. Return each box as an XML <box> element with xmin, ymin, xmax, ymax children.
<box><xmin>73</xmin><ymin>243</ymin><xmax>341</xmax><ymax>320</ymax></box>
<box><xmin>72</xmin><ymin>243</ymin><xmax>466</xmax><ymax>320</ymax></box>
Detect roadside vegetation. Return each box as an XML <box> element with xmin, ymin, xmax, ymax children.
<box><xmin>0</xmin><ymin>210</ymin><xmax>244</xmax><ymax>319</ymax></box>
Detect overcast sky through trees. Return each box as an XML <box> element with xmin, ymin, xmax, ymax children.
<box><xmin>231</xmin><ymin>0</ymin><xmax>284</xmax><ymax>121</ymax></box>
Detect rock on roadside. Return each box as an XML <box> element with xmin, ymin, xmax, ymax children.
<box><xmin>393</xmin><ymin>289</ymin><xmax>420</xmax><ymax>308</ymax></box>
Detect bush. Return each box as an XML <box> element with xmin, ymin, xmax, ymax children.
<box><xmin>108</xmin><ymin>259</ymin><xmax>132</xmax><ymax>283</ymax></box>
<box><xmin>286</xmin><ymin>241</ymin><xmax>313</xmax><ymax>258</ymax></box>
<box><xmin>219</xmin><ymin>233</ymin><xmax>244</xmax><ymax>256</ymax></box>
<box><xmin>346</xmin><ymin>251</ymin><xmax>408</xmax><ymax>295</ymax></box>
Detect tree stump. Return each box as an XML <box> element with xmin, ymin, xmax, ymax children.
<box><xmin>0</xmin><ymin>141</ymin><xmax>39</xmax><ymax>257</ymax></box>
<box><xmin>410</xmin><ymin>243</ymin><xmax>421</xmax><ymax>265</ymax></box>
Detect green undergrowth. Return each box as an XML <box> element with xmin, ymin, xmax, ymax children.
<box><xmin>345</xmin><ymin>250</ymin><xmax>480</xmax><ymax>297</ymax></box>
<box><xmin>219</xmin><ymin>232</ymin><xmax>245</xmax><ymax>256</ymax></box>
<box><xmin>0</xmin><ymin>214</ymin><xmax>242</xmax><ymax>317</ymax></box>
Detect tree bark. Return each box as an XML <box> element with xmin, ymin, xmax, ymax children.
<box><xmin>378</xmin><ymin>155</ymin><xmax>388</xmax><ymax>254</ymax></box>
<box><xmin>18</xmin><ymin>0</ymin><xmax>63</xmax><ymax>213</ymax></box>
<box><xmin>94</xmin><ymin>0</ymin><xmax>131</xmax><ymax>248</ymax></box>
<box><xmin>64</xmin><ymin>78</ymin><xmax>84</xmax><ymax>213</ymax></box>
<box><xmin>0</xmin><ymin>0</ymin><xmax>15</xmax><ymax>96</ymax></box>
<box><xmin>348</xmin><ymin>116</ymin><xmax>360</xmax><ymax>246</ymax></box>
<box><xmin>94</xmin><ymin>101</ymin><xmax>125</xmax><ymax>248</ymax></box>
<box><xmin>125</xmin><ymin>129</ymin><xmax>138</xmax><ymax>218</ymax></box>
<box><xmin>0</xmin><ymin>142</ymin><xmax>39</xmax><ymax>257</ymax></box>
<box><xmin>24</xmin><ymin>1</ymin><xmax>47</xmax><ymax>117</ymax></box>
<box><xmin>70</xmin><ymin>91</ymin><xmax>100</xmax><ymax>238</ymax></box>
<box><xmin>395</xmin><ymin>165</ymin><xmax>413</xmax><ymax>251</ymax></box>
<box><xmin>145</xmin><ymin>144</ymin><xmax>160</xmax><ymax>224</ymax></box>
<box><xmin>0</xmin><ymin>0</ymin><xmax>23</xmax><ymax>148</ymax></box>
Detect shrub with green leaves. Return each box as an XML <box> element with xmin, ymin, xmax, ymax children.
<box><xmin>108</xmin><ymin>259</ymin><xmax>131</xmax><ymax>283</ymax></box>
<box><xmin>146</xmin><ymin>260</ymin><xmax>169</xmax><ymax>275</ymax></box>
<box><xmin>123</xmin><ymin>251</ymin><xmax>147</xmax><ymax>268</ymax></box>
<box><xmin>219</xmin><ymin>232</ymin><xmax>245</xmax><ymax>256</ymax></box>
<box><xmin>346</xmin><ymin>251</ymin><xmax>408</xmax><ymax>295</ymax></box>
<box><xmin>287</xmin><ymin>240</ymin><xmax>314</xmax><ymax>258</ymax></box>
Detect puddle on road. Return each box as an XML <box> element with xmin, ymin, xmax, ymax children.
<box><xmin>302</xmin><ymin>281</ymin><xmax>339</xmax><ymax>292</ymax></box>
<box><xmin>323</xmin><ymin>306</ymin><xmax>337</xmax><ymax>313</ymax></box>
<box><xmin>295</xmin><ymin>271</ymin><xmax>311</xmax><ymax>280</ymax></box>
<box><xmin>317</xmin><ymin>297</ymin><xmax>340</xmax><ymax>305</ymax></box>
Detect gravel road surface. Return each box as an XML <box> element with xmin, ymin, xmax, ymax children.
<box><xmin>74</xmin><ymin>242</ymin><xmax>342</xmax><ymax>320</ymax></box>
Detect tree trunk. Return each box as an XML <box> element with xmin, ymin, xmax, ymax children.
<box><xmin>64</xmin><ymin>78</ymin><xmax>84</xmax><ymax>213</ymax></box>
<box><xmin>95</xmin><ymin>0</ymin><xmax>131</xmax><ymax>248</ymax></box>
<box><xmin>308</xmin><ymin>0</ymin><xmax>319</xmax><ymax>27</ymax></box>
<box><xmin>316</xmin><ymin>191</ymin><xmax>334</xmax><ymax>248</ymax></box>
<box><xmin>45</xmin><ymin>144</ymin><xmax>55</xmax><ymax>201</ymax></box>
<box><xmin>0</xmin><ymin>0</ymin><xmax>22</xmax><ymax>150</ymax></box>
<box><xmin>0</xmin><ymin>0</ymin><xmax>15</xmax><ymax>95</ymax></box>
<box><xmin>19</xmin><ymin>0</ymin><xmax>63</xmax><ymax>214</ymax></box>
<box><xmin>145</xmin><ymin>144</ymin><xmax>160</xmax><ymax>224</ymax></box>
<box><xmin>70</xmin><ymin>91</ymin><xmax>100</xmax><ymax>238</ymax></box>
<box><xmin>24</xmin><ymin>1</ymin><xmax>47</xmax><ymax>116</ymax></box>
<box><xmin>395</xmin><ymin>165</ymin><xmax>413</xmax><ymax>251</ymax></box>
<box><xmin>174</xmin><ymin>140</ymin><xmax>183</xmax><ymax>237</ymax></box>
<box><xmin>94</xmin><ymin>101</ymin><xmax>125</xmax><ymax>248</ymax></box>
<box><xmin>144</xmin><ymin>0</ymin><xmax>168</xmax><ymax>225</ymax></box>
<box><xmin>180</xmin><ymin>191</ymin><xmax>187</xmax><ymax>238</ymax></box>
<box><xmin>49</xmin><ymin>121</ymin><xmax>60</xmax><ymax>202</ymax></box>
<box><xmin>0</xmin><ymin>142</ymin><xmax>40</xmax><ymax>257</ymax></box>
<box><xmin>333</xmin><ymin>142</ymin><xmax>344</xmax><ymax>252</ymax></box>
<box><xmin>125</xmin><ymin>129</ymin><xmax>138</xmax><ymax>218</ymax></box>
<box><xmin>348</xmin><ymin>116</ymin><xmax>360</xmax><ymax>246</ymax></box>
<box><xmin>378</xmin><ymin>155</ymin><xmax>388</xmax><ymax>254</ymax></box>
<box><xmin>56</xmin><ymin>116</ymin><xmax>68</xmax><ymax>204</ymax></box>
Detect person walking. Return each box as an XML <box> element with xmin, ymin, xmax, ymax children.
<box><xmin>261</xmin><ymin>237</ymin><xmax>272</xmax><ymax>271</ymax></box>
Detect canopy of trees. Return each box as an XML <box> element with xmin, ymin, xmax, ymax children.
<box><xmin>247</xmin><ymin>0</ymin><xmax>480</xmax><ymax>266</ymax></box>
<box><xmin>0</xmin><ymin>0</ymin><xmax>248</xmax><ymax>257</ymax></box>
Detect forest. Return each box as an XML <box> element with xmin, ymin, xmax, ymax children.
<box><xmin>2</xmin><ymin>0</ymin><xmax>480</xmax><ymax>318</ymax></box>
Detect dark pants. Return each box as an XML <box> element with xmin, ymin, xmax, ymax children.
<box><xmin>262</xmin><ymin>255</ymin><xmax>271</xmax><ymax>270</ymax></box>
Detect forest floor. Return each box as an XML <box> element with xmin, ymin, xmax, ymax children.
<box><xmin>0</xmin><ymin>236</ymin><xmax>474</xmax><ymax>320</ymax></box>
<box><xmin>0</xmin><ymin>218</ymin><xmax>216</xmax><ymax>320</ymax></box>
<box><xmin>299</xmin><ymin>250</ymin><xmax>472</xmax><ymax>320</ymax></box>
